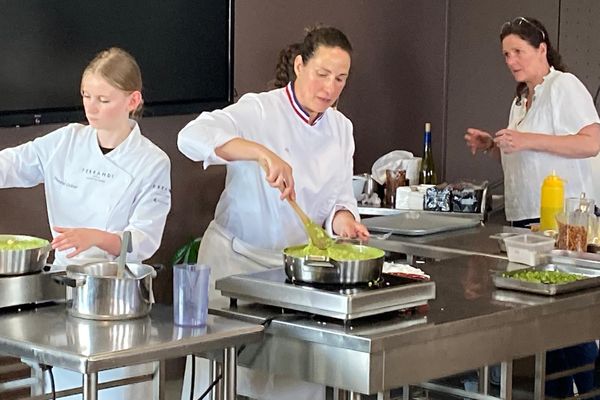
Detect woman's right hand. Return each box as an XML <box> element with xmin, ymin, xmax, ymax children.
<box><xmin>464</xmin><ymin>128</ymin><xmax>494</xmax><ymax>155</ymax></box>
<box><xmin>258</xmin><ymin>150</ymin><xmax>296</xmax><ymax>201</ymax></box>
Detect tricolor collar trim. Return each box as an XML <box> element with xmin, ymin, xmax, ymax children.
<box><xmin>285</xmin><ymin>82</ymin><xmax>324</xmax><ymax>126</ymax></box>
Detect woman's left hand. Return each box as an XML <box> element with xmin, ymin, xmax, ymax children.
<box><xmin>332</xmin><ymin>210</ymin><xmax>370</xmax><ymax>241</ymax></box>
<box><xmin>493</xmin><ymin>129</ymin><xmax>528</xmax><ymax>153</ymax></box>
<box><xmin>51</xmin><ymin>227</ymin><xmax>110</xmax><ymax>258</ymax></box>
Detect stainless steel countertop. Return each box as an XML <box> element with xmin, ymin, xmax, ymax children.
<box><xmin>0</xmin><ymin>304</ymin><xmax>263</xmax><ymax>373</ymax></box>
<box><xmin>213</xmin><ymin>255</ymin><xmax>600</xmax><ymax>393</ymax></box>
<box><xmin>369</xmin><ymin>222</ymin><xmax>529</xmax><ymax>260</ymax></box>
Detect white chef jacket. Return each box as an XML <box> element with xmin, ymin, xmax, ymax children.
<box><xmin>178</xmin><ymin>83</ymin><xmax>359</xmax><ymax>252</ymax></box>
<box><xmin>502</xmin><ymin>67</ymin><xmax>600</xmax><ymax>221</ymax></box>
<box><xmin>0</xmin><ymin>120</ymin><xmax>171</xmax><ymax>266</ymax></box>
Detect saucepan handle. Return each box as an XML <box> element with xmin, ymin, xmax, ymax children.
<box><xmin>151</xmin><ymin>264</ymin><xmax>164</xmax><ymax>272</ymax></box>
<box><xmin>52</xmin><ymin>274</ymin><xmax>86</xmax><ymax>288</ymax></box>
<box><xmin>304</xmin><ymin>260</ymin><xmax>336</xmax><ymax>268</ymax></box>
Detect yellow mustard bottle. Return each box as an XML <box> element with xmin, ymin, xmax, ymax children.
<box><xmin>539</xmin><ymin>171</ymin><xmax>564</xmax><ymax>231</ymax></box>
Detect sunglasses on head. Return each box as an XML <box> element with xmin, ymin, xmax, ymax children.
<box><xmin>501</xmin><ymin>17</ymin><xmax>546</xmax><ymax>41</ymax></box>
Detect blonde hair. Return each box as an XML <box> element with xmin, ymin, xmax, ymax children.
<box><xmin>81</xmin><ymin>47</ymin><xmax>144</xmax><ymax>117</ymax></box>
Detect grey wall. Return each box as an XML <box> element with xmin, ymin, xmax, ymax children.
<box><xmin>559</xmin><ymin>0</ymin><xmax>600</xmax><ymax>98</ymax></box>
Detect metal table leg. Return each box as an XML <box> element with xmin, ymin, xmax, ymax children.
<box><xmin>377</xmin><ymin>391</ymin><xmax>390</xmax><ymax>399</ymax></box>
<box><xmin>31</xmin><ymin>363</ymin><xmax>45</xmax><ymax>396</ymax></box>
<box><xmin>222</xmin><ymin>347</ymin><xmax>236</xmax><ymax>400</ymax></box>
<box><xmin>480</xmin><ymin>365</ymin><xmax>490</xmax><ymax>395</ymax></box>
<box><xmin>210</xmin><ymin>358</ymin><xmax>223</xmax><ymax>400</ymax></box>
<box><xmin>152</xmin><ymin>361</ymin><xmax>165</xmax><ymax>400</ymax></box>
<box><xmin>500</xmin><ymin>361</ymin><xmax>512</xmax><ymax>400</ymax></box>
<box><xmin>533</xmin><ymin>352</ymin><xmax>546</xmax><ymax>400</ymax></box>
<box><xmin>82</xmin><ymin>372</ymin><xmax>98</xmax><ymax>400</ymax></box>
<box><xmin>334</xmin><ymin>389</ymin><xmax>366</xmax><ymax>400</ymax></box>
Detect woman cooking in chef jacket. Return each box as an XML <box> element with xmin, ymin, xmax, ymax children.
<box><xmin>178</xmin><ymin>26</ymin><xmax>368</xmax><ymax>300</ymax></box>
<box><xmin>0</xmin><ymin>47</ymin><xmax>171</xmax><ymax>399</ymax></box>
<box><xmin>465</xmin><ymin>17</ymin><xmax>600</xmax><ymax>398</ymax></box>
<box><xmin>178</xmin><ymin>26</ymin><xmax>368</xmax><ymax>400</ymax></box>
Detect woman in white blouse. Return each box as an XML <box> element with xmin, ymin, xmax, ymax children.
<box><xmin>465</xmin><ymin>16</ymin><xmax>600</xmax><ymax>228</ymax></box>
<box><xmin>465</xmin><ymin>16</ymin><xmax>600</xmax><ymax>398</ymax></box>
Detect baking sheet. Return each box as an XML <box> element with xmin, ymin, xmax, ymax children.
<box><xmin>363</xmin><ymin>211</ymin><xmax>480</xmax><ymax>236</ymax></box>
<box><xmin>492</xmin><ymin>264</ymin><xmax>600</xmax><ymax>295</ymax></box>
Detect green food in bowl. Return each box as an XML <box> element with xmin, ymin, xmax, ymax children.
<box><xmin>502</xmin><ymin>270</ymin><xmax>585</xmax><ymax>284</ymax></box>
<box><xmin>0</xmin><ymin>238</ymin><xmax>49</xmax><ymax>251</ymax></box>
<box><xmin>285</xmin><ymin>243</ymin><xmax>384</xmax><ymax>261</ymax></box>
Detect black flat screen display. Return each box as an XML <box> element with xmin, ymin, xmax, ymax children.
<box><xmin>0</xmin><ymin>0</ymin><xmax>232</xmax><ymax>127</ymax></box>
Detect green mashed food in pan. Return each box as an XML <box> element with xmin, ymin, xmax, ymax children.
<box><xmin>502</xmin><ymin>270</ymin><xmax>585</xmax><ymax>284</ymax></box>
<box><xmin>285</xmin><ymin>243</ymin><xmax>384</xmax><ymax>260</ymax></box>
<box><xmin>0</xmin><ymin>238</ymin><xmax>49</xmax><ymax>251</ymax></box>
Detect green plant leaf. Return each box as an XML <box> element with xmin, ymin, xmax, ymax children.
<box><xmin>171</xmin><ymin>236</ymin><xmax>202</xmax><ymax>266</ymax></box>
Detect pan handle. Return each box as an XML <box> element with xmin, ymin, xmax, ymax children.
<box><xmin>304</xmin><ymin>260</ymin><xmax>336</xmax><ymax>268</ymax></box>
<box><xmin>52</xmin><ymin>274</ymin><xmax>86</xmax><ymax>288</ymax></box>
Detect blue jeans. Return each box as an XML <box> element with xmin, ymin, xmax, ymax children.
<box><xmin>546</xmin><ymin>342</ymin><xmax>599</xmax><ymax>399</ymax></box>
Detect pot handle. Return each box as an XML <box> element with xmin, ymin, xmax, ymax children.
<box><xmin>151</xmin><ymin>264</ymin><xmax>164</xmax><ymax>271</ymax></box>
<box><xmin>304</xmin><ymin>260</ymin><xmax>336</xmax><ymax>269</ymax></box>
<box><xmin>52</xmin><ymin>274</ymin><xmax>86</xmax><ymax>288</ymax></box>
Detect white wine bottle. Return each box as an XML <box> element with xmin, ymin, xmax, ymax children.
<box><xmin>419</xmin><ymin>122</ymin><xmax>437</xmax><ymax>184</ymax></box>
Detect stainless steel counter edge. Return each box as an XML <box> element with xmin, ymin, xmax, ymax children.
<box><xmin>212</xmin><ymin>278</ymin><xmax>600</xmax><ymax>355</ymax></box>
<box><xmin>370</xmin><ymin>236</ymin><xmax>509</xmax><ymax>260</ymax></box>
<box><xmin>0</xmin><ymin>306</ymin><xmax>264</xmax><ymax>373</ymax></box>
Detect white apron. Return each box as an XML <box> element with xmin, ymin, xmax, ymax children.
<box><xmin>180</xmin><ymin>221</ymin><xmax>325</xmax><ymax>400</ymax></box>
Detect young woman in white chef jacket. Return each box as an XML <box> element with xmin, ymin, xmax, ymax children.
<box><xmin>0</xmin><ymin>47</ymin><xmax>171</xmax><ymax>399</ymax></box>
<box><xmin>465</xmin><ymin>17</ymin><xmax>600</xmax><ymax>398</ymax></box>
<box><xmin>178</xmin><ymin>26</ymin><xmax>368</xmax><ymax>400</ymax></box>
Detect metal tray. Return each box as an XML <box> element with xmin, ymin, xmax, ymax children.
<box><xmin>363</xmin><ymin>211</ymin><xmax>480</xmax><ymax>236</ymax></box>
<box><xmin>548</xmin><ymin>249</ymin><xmax>600</xmax><ymax>269</ymax></box>
<box><xmin>492</xmin><ymin>289</ymin><xmax>557</xmax><ymax>307</ymax></box>
<box><xmin>492</xmin><ymin>263</ymin><xmax>600</xmax><ymax>296</ymax></box>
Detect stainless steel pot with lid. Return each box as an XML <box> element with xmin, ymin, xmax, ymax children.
<box><xmin>53</xmin><ymin>261</ymin><xmax>158</xmax><ymax>320</ymax></box>
<box><xmin>0</xmin><ymin>234</ymin><xmax>51</xmax><ymax>276</ymax></box>
<box><xmin>283</xmin><ymin>243</ymin><xmax>385</xmax><ymax>284</ymax></box>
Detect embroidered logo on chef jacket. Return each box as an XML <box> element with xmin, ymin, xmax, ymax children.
<box><xmin>285</xmin><ymin>82</ymin><xmax>324</xmax><ymax>126</ymax></box>
<box><xmin>151</xmin><ymin>183</ymin><xmax>171</xmax><ymax>205</ymax></box>
<box><xmin>81</xmin><ymin>167</ymin><xmax>115</xmax><ymax>183</ymax></box>
<box><xmin>54</xmin><ymin>177</ymin><xmax>78</xmax><ymax>189</ymax></box>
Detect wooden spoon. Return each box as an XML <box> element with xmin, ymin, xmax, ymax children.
<box><xmin>260</xmin><ymin>161</ymin><xmax>333</xmax><ymax>250</ymax></box>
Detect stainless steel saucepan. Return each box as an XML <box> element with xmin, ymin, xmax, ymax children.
<box><xmin>0</xmin><ymin>234</ymin><xmax>51</xmax><ymax>276</ymax></box>
<box><xmin>53</xmin><ymin>261</ymin><xmax>158</xmax><ymax>320</ymax></box>
<box><xmin>283</xmin><ymin>243</ymin><xmax>385</xmax><ymax>285</ymax></box>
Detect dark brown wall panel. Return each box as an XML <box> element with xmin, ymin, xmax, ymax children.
<box><xmin>234</xmin><ymin>0</ymin><xmax>448</xmax><ymax>175</ymax></box>
<box><xmin>445</xmin><ymin>0</ymin><xmax>559</xmax><ymax>187</ymax></box>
